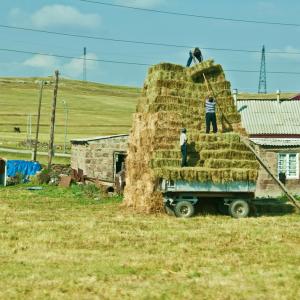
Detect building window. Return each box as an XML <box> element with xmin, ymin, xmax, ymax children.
<box><xmin>278</xmin><ymin>153</ymin><xmax>299</xmax><ymax>179</ymax></box>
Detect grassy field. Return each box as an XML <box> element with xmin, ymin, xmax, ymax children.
<box><xmin>0</xmin><ymin>76</ymin><xmax>296</xmax><ymax>152</ymax></box>
<box><xmin>0</xmin><ymin>185</ymin><xmax>299</xmax><ymax>299</ymax></box>
<box><xmin>0</xmin><ymin>77</ymin><xmax>140</xmax><ymax>150</ymax></box>
<box><xmin>0</xmin><ymin>151</ymin><xmax>70</xmax><ymax>165</ymax></box>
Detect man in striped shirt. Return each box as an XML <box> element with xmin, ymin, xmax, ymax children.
<box><xmin>205</xmin><ymin>96</ymin><xmax>218</xmax><ymax>134</ymax></box>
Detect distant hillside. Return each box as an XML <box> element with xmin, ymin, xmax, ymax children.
<box><xmin>0</xmin><ymin>76</ymin><xmax>297</xmax><ymax>150</ymax></box>
<box><xmin>0</xmin><ymin>77</ymin><xmax>140</xmax><ymax>149</ymax></box>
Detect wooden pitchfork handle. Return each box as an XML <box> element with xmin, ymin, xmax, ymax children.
<box><xmin>203</xmin><ymin>73</ymin><xmax>210</xmax><ymax>95</ymax></box>
<box><xmin>203</xmin><ymin>73</ymin><xmax>221</xmax><ymax>112</ymax></box>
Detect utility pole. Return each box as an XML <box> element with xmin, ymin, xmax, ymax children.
<box><xmin>29</xmin><ymin>114</ymin><xmax>32</xmax><ymax>138</ymax></box>
<box><xmin>258</xmin><ymin>45</ymin><xmax>267</xmax><ymax>94</ymax></box>
<box><xmin>26</xmin><ymin>115</ymin><xmax>29</xmax><ymax>143</ymax></box>
<box><xmin>62</xmin><ymin>100</ymin><xmax>68</xmax><ymax>154</ymax></box>
<box><xmin>33</xmin><ymin>80</ymin><xmax>44</xmax><ymax>161</ymax></box>
<box><xmin>27</xmin><ymin>114</ymin><xmax>32</xmax><ymax>149</ymax></box>
<box><xmin>83</xmin><ymin>47</ymin><xmax>87</xmax><ymax>81</ymax></box>
<box><xmin>48</xmin><ymin>70</ymin><xmax>59</xmax><ymax>169</ymax></box>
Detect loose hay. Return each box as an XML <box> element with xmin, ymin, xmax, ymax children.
<box><xmin>123</xmin><ymin>60</ymin><xmax>259</xmax><ymax>213</ymax></box>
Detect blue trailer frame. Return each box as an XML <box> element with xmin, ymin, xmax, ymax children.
<box><xmin>160</xmin><ymin>180</ymin><xmax>256</xmax><ymax>218</ymax></box>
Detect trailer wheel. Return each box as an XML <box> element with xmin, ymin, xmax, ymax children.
<box><xmin>174</xmin><ymin>201</ymin><xmax>195</xmax><ymax>218</ymax></box>
<box><xmin>229</xmin><ymin>200</ymin><xmax>250</xmax><ymax>218</ymax></box>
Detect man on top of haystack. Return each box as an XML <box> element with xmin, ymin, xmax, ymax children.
<box><xmin>205</xmin><ymin>95</ymin><xmax>218</xmax><ymax>134</ymax></box>
<box><xmin>186</xmin><ymin>47</ymin><xmax>203</xmax><ymax>67</ymax></box>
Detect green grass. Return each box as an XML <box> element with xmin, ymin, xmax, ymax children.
<box><xmin>0</xmin><ymin>151</ymin><xmax>70</xmax><ymax>165</ymax></box>
<box><xmin>0</xmin><ymin>76</ymin><xmax>297</xmax><ymax>151</ymax></box>
<box><xmin>0</xmin><ymin>77</ymin><xmax>140</xmax><ymax>149</ymax></box>
<box><xmin>0</xmin><ymin>185</ymin><xmax>300</xmax><ymax>299</ymax></box>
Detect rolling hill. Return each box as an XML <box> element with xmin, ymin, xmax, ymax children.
<box><xmin>0</xmin><ymin>77</ymin><xmax>140</xmax><ymax>150</ymax></box>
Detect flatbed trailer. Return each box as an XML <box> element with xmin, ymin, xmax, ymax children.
<box><xmin>160</xmin><ymin>180</ymin><xmax>256</xmax><ymax>218</ymax></box>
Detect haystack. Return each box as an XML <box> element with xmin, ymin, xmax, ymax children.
<box><xmin>124</xmin><ymin>60</ymin><xmax>259</xmax><ymax>213</ymax></box>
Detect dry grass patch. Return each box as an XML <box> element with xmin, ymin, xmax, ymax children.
<box><xmin>0</xmin><ymin>186</ymin><xmax>300</xmax><ymax>299</ymax></box>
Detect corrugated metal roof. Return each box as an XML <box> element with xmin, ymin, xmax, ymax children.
<box><xmin>250</xmin><ymin>138</ymin><xmax>300</xmax><ymax>147</ymax></box>
<box><xmin>71</xmin><ymin>134</ymin><xmax>129</xmax><ymax>144</ymax></box>
<box><xmin>237</xmin><ymin>100</ymin><xmax>300</xmax><ymax>134</ymax></box>
<box><xmin>238</xmin><ymin>92</ymin><xmax>296</xmax><ymax>100</ymax></box>
<box><xmin>290</xmin><ymin>93</ymin><xmax>300</xmax><ymax>100</ymax></box>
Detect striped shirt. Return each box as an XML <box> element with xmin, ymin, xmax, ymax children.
<box><xmin>205</xmin><ymin>98</ymin><xmax>216</xmax><ymax>113</ymax></box>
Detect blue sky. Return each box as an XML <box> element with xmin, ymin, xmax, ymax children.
<box><xmin>1</xmin><ymin>0</ymin><xmax>300</xmax><ymax>92</ymax></box>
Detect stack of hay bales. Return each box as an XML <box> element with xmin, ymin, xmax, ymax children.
<box><xmin>124</xmin><ymin>60</ymin><xmax>259</xmax><ymax>213</ymax></box>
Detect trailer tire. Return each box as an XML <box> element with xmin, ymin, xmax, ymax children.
<box><xmin>174</xmin><ymin>201</ymin><xmax>195</xmax><ymax>218</ymax></box>
<box><xmin>229</xmin><ymin>199</ymin><xmax>250</xmax><ymax>218</ymax></box>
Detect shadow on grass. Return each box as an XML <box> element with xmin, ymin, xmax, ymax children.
<box><xmin>253</xmin><ymin>198</ymin><xmax>297</xmax><ymax>217</ymax></box>
<box><xmin>192</xmin><ymin>198</ymin><xmax>296</xmax><ymax>218</ymax></box>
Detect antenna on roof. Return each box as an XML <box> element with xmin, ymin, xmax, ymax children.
<box><xmin>258</xmin><ymin>45</ymin><xmax>267</xmax><ymax>94</ymax></box>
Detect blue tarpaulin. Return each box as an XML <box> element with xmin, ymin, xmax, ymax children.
<box><xmin>7</xmin><ymin>160</ymin><xmax>41</xmax><ymax>177</ymax></box>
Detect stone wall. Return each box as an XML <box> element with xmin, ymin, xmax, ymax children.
<box><xmin>71</xmin><ymin>136</ymin><xmax>128</xmax><ymax>182</ymax></box>
<box><xmin>255</xmin><ymin>146</ymin><xmax>300</xmax><ymax>197</ymax></box>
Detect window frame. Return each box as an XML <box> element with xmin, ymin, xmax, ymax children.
<box><xmin>277</xmin><ymin>153</ymin><xmax>299</xmax><ymax>180</ymax></box>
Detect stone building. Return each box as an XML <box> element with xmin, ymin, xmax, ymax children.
<box><xmin>71</xmin><ymin>134</ymin><xmax>128</xmax><ymax>182</ymax></box>
<box><xmin>237</xmin><ymin>96</ymin><xmax>300</xmax><ymax>197</ymax></box>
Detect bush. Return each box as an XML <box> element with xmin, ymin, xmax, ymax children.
<box><xmin>71</xmin><ymin>184</ymin><xmax>101</xmax><ymax>200</ymax></box>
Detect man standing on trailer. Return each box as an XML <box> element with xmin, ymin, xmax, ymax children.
<box><xmin>205</xmin><ymin>95</ymin><xmax>218</xmax><ymax>134</ymax></box>
<box><xmin>180</xmin><ymin>128</ymin><xmax>188</xmax><ymax>167</ymax></box>
<box><xmin>186</xmin><ymin>47</ymin><xmax>203</xmax><ymax>67</ymax></box>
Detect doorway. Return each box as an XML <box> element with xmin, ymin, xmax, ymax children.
<box><xmin>114</xmin><ymin>152</ymin><xmax>126</xmax><ymax>178</ymax></box>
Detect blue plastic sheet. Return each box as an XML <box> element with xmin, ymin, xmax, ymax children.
<box><xmin>7</xmin><ymin>160</ymin><xmax>42</xmax><ymax>177</ymax></box>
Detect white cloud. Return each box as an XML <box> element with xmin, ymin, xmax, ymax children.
<box><xmin>31</xmin><ymin>5</ymin><xmax>101</xmax><ymax>29</ymax></box>
<box><xmin>63</xmin><ymin>53</ymin><xmax>99</xmax><ymax>77</ymax></box>
<box><xmin>22</xmin><ymin>53</ymin><xmax>99</xmax><ymax>78</ymax></box>
<box><xmin>9</xmin><ymin>8</ymin><xmax>26</xmax><ymax>20</ymax></box>
<box><xmin>9</xmin><ymin>5</ymin><xmax>101</xmax><ymax>29</ymax></box>
<box><xmin>23</xmin><ymin>55</ymin><xmax>59</xmax><ymax>69</ymax></box>
<box><xmin>115</xmin><ymin>0</ymin><xmax>165</xmax><ymax>8</ymax></box>
<box><xmin>9</xmin><ymin>8</ymin><xmax>30</xmax><ymax>27</ymax></box>
<box><xmin>269</xmin><ymin>46</ymin><xmax>300</xmax><ymax>62</ymax></box>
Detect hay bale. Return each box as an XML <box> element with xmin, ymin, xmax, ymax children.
<box><xmin>123</xmin><ymin>60</ymin><xmax>259</xmax><ymax>213</ymax></box>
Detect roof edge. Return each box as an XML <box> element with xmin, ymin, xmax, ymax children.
<box><xmin>250</xmin><ymin>134</ymin><xmax>300</xmax><ymax>138</ymax></box>
<box><xmin>71</xmin><ymin>134</ymin><xmax>129</xmax><ymax>144</ymax></box>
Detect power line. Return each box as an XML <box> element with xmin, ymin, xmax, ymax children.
<box><xmin>0</xmin><ymin>48</ymin><xmax>149</xmax><ymax>66</ymax></box>
<box><xmin>1</xmin><ymin>24</ymin><xmax>300</xmax><ymax>56</ymax></box>
<box><xmin>78</xmin><ymin>0</ymin><xmax>300</xmax><ymax>28</ymax></box>
<box><xmin>2</xmin><ymin>47</ymin><xmax>300</xmax><ymax>75</ymax></box>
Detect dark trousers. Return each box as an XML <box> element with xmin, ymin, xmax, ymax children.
<box><xmin>206</xmin><ymin>112</ymin><xmax>218</xmax><ymax>133</ymax></box>
<box><xmin>186</xmin><ymin>52</ymin><xmax>203</xmax><ymax>67</ymax></box>
<box><xmin>186</xmin><ymin>52</ymin><xmax>193</xmax><ymax>67</ymax></box>
<box><xmin>181</xmin><ymin>144</ymin><xmax>187</xmax><ymax>167</ymax></box>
